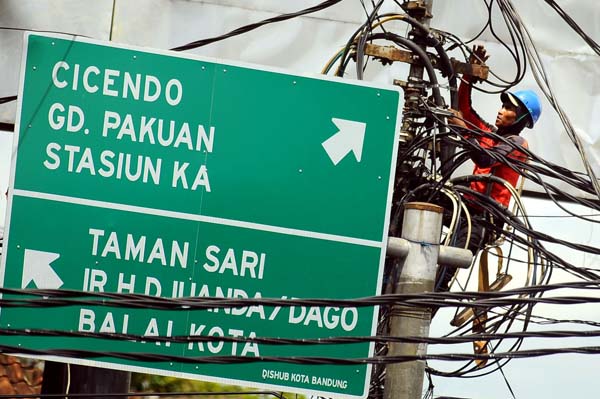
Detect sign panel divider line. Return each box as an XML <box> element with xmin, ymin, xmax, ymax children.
<box><xmin>14</xmin><ymin>189</ymin><xmax>384</xmax><ymax>248</ymax></box>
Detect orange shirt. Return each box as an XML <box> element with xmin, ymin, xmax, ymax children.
<box><xmin>458</xmin><ymin>78</ymin><xmax>528</xmax><ymax>207</ymax></box>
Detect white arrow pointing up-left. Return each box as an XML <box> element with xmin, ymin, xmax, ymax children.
<box><xmin>22</xmin><ymin>249</ymin><xmax>63</xmax><ymax>289</ymax></box>
<box><xmin>322</xmin><ymin>118</ymin><xmax>367</xmax><ymax>166</ymax></box>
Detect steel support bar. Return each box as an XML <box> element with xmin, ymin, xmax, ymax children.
<box><xmin>364</xmin><ymin>43</ymin><xmax>490</xmax><ymax>80</ymax></box>
<box><xmin>387</xmin><ymin>237</ymin><xmax>473</xmax><ymax>268</ymax></box>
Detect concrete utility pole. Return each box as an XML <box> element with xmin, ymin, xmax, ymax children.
<box><xmin>384</xmin><ymin>202</ymin><xmax>444</xmax><ymax>399</ymax></box>
<box><xmin>383</xmin><ymin>2</ymin><xmax>440</xmax><ymax>398</ymax></box>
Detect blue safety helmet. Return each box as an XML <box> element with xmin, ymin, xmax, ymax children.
<box><xmin>501</xmin><ymin>90</ymin><xmax>542</xmax><ymax>129</ymax></box>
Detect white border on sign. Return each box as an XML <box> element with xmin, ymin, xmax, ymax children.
<box><xmin>0</xmin><ymin>31</ymin><xmax>31</xmax><ymax>319</ymax></box>
<box><xmin>21</xmin><ymin>31</ymin><xmax>405</xmax><ymax>91</ymax></box>
<box><xmin>6</xmin><ymin>353</ymin><xmax>369</xmax><ymax>399</ymax></box>
<box><xmin>2</xmin><ymin>31</ymin><xmax>403</xmax><ymax>399</ymax></box>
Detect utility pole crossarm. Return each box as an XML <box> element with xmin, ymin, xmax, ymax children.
<box><xmin>364</xmin><ymin>43</ymin><xmax>490</xmax><ymax>80</ymax></box>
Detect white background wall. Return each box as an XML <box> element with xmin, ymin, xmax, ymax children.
<box><xmin>0</xmin><ymin>1</ymin><xmax>598</xmax><ymax>398</ymax></box>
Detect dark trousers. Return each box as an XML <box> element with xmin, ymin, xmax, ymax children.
<box><xmin>435</xmin><ymin>208</ymin><xmax>504</xmax><ymax>291</ymax></box>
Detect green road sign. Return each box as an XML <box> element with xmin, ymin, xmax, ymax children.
<box><xmin>2</xmin><ymin>33</ymin><xmax>401</xmax><ymax>398</ymax></box>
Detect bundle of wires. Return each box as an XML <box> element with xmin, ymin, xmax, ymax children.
<box><xmin>316</xmin><ymin>0</ymin><xmax>600</xmax><ymax>389</ymax></box>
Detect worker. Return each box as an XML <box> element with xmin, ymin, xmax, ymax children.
<box><xmin>435</xmin><ymin>45</ymin><xmax>542</xmax><ymax>292</ymax></box>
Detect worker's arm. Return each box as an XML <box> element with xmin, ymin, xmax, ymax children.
<box><xmin>457</xmin><ymin>45</ymin><xmax>493</xmax><ymax>133</ymax></box>
<box><xmin>467</xmin><ymin>135</ymin><xmax>527</xmax><ymax>168</ymax></box>
<box><xmin>458</xmin><ymin>77</ymin><xmax>486</xmax><ymax>130</ymax></box>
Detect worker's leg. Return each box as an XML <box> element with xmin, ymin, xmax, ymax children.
<box><xmin>435</xmin><ymin>213</ymin><xmax>487</xmax><ymax>292</ymax></box>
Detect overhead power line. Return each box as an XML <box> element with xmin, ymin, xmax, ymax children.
<box><xmin>171</xmin><ymin>0</ymin><xmax>344</xmax><ymax>51</ymax></box>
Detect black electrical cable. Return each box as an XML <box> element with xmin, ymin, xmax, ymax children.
<box><xmin>2</xmin><ymin>282</ymin><xmax>600</xmax><ymax>310</ymax></box>
<box><xmin>171</xmin><ymin>0</ymin><xmax>343</xmax><ymax>51</ymax></box>
<box><xmin>2</xmin><ymin>327</ymin><xmax>599</xmax><ymax>347</ymax></box>
<box><xmin>355</xmin><ymin>0</ymin><xmax>385</xmax><ymax>80</ymax></box>
<box><xmin>542</xmin><ymin>0</ymin><xmax>600</xmax><ymax>56</ymax></box>
<box><xmin>0</xmin><ymin>95</ymin><xmax>17</xmax><ymax>104</ymax></box>
<box><xmin>365</xmin><ymin>32</ymin><xmax>443</xmax><ymax>105</ymax></box>
<box><xmin>1</xmin><ymin>343</ymin><xmax>600</xmax><ymax>365</ymax></box>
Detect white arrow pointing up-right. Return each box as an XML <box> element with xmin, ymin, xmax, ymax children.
<box><xmin>322</xmin><ymin>118</ymin><xmax>367</xmax><ymax>166</ymax></box>
<box><xmin>22</xmin><ymin>249</ymin><xmax>63</xmax><ymax>289</ymax></box>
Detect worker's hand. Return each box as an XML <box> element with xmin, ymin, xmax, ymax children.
<box><xmin>469</xmin><ymin>44</ymin><xmax>489</xmax><ymax>66</ymax></box>
<box><xmin>468</xmin><ymin>45</ymin><xmax>489</xmax><ymax>83</ymax></box>
<box><xmin>448</xmin><ymin>109</ymin><xmax>467</xmax><ymax>129</ymax></box>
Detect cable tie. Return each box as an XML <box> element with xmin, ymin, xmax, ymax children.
<box><xmin>404</xmin><ymin>238</ymin><xmax>440</xmax><ymax>247</ymax></box>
